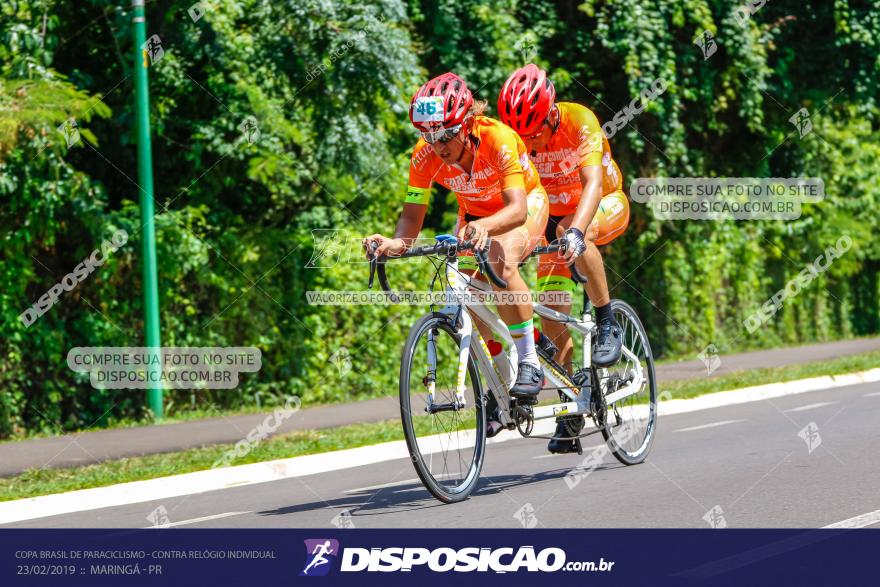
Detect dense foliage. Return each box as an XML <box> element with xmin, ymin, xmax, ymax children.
<box><xmin>1</xmin><ymin>0</ymin><xmax>878</xmax><ymax>437</ymax></box>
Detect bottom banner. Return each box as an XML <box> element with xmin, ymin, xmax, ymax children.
<box><xmin>1</xmin><ymin>529</ymin><xmax>874</xmax><ymax>585</ymax></box>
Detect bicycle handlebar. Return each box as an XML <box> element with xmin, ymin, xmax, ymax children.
<box><xmin>528</xmin><ymin>243</ymin><xmax>588</xmax><ymax>284</ymax></box>
<box><xmin>367</xmin><ymin>236</ymin><xmax>587</xmax><ymax>296</ymax></box>
<box><xmin>368</xmin><ymin>239</ymin><xmax>508</xmax><ymax>292</ymax></box>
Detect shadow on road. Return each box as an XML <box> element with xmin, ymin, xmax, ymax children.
<box><xmin>256</xmin><ymin>463</ymin><xmax>623</xmax><ymax>521</ymax></box>
<box><xmin>256</xmin><ymin>478</ymin><xmax>445</xmax><ymax>519</ymax></box>
<box><xmin>476</xmin><ymin>463</ymin><xmax>622</xmax><ymax>496</ymax></box>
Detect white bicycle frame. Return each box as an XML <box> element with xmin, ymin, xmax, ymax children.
<box><xmin>425</xmin><ymin>259</ymin><xmax>645</xmax><ymax>428</ymax></box>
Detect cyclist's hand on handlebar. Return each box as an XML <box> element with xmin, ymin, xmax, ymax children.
<box><xmin>562</xmin><ymin>227</ymin><xmax>587</xmax><ymax>263</ymax></box>
<box><xmin>458</xmin><ymin>220</ymin><xmax>490</xmax><ymax>251</ymax></box>
<box><xmin>362</xmin><ymin>234</ymin><xmax>406</xmax><ymax>259</ymax></box>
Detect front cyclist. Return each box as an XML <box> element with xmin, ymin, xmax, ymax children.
<box><xmin>363</xmin><ymin>72</ymin><xmax>550</xmax><ymax>399</ymax></box>
<box><xmin>498</xmin><ymin>64</ymin><xmax>631</xmax><ymax>453</ymax></box>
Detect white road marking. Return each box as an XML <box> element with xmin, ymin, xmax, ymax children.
<box><xmin>656</xmin><ymin>369</ymin><xmax>879</xmax><ymax>417</ymax></box>
<box><xmin>143</xmin><ymin>511</ymin><xmax>249</xmax><ymax>529</ymax></box>
<box><xmin>864</xmin><ymin>391</ymin><xmax>880</xmax><ymax>398</ymax></box>
<box><xmin>674</xmin><ymin>419</ymin><xmax>745</xmax><ymax>433</ymax></box>
<box><xmin>823</xmin><ymin>509</ymin><xmax>880</xmax><ymax>529</ymax></box>
<box><xmin>2</xmin><ymin>367</ymin><xmax>879</xmax><ymax>526</ymax></box>
<box><xmin>344</xmin><ymin>478</ymin><xmax>422</xmax><ymax>493</ymax></box>
<box><xmin>783</xmin><ymin>401</ymin><xmax>838</xmax><ymax>413</ymax></box>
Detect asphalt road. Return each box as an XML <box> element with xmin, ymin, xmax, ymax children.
<box><xmin>3</xmin><ymin>337</ymin><xmax>879</xmax><ymax>478</ymax></box>
<box><xmin>6</xmin><ymin>380</ymin><xmax>879</xmax><ymax>529</ymax></box>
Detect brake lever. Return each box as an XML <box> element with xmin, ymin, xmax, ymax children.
<box><xmin>558</xmin><ymin>236</ymin><xmax>570</xmax><ymax>256</ymax></box>
<box><xmin>368</xmin><ymin>241</ymin><xmax>378</xmax><ymax>289</ymax></box>
<box><xmin>557</xmin><ymin>237</ymin><xmax>588</xmax><ymax>284</ymax></box>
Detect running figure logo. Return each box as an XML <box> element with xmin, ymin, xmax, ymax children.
<box><xmin>300</xmin><ymin>539</ymin><xmax>339</xmax><ymax>576</ymax></box>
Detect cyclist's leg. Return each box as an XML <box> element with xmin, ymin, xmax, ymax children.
<box><xmin>485</xmin><ymin>188</ymin><xmax>547</xmax><ymax>326</ymax></box>
<box><xmin>453</xmin><ymin>213</ymin><xmax>495</xmax><ymax>346</ymax></box>
<box><xmin>557</xmin><ymin>190</ymin><xmax>630</xmax><ymax>366</ymax></box>
<box><xmin>537</xmin><ymin>214</ymin><xmax>577</xmax><ymax>372</ymax></box>
<box><xmin>555</xmin><ymin>216</ymin><xmax>609</xmax><ymax>306</ymax></box>
<box><xmin>538</xmin><ymin>217</ymin><xmax>585</xmax><ymax>453</ymax></box>
<box><xmin>484</xmin><ymin>187</ymin><xmax>549</xmax><ymax>396</ymax></box>
<box><xmin>558</xmin><ymin>190</ymin><xmax>630</xmax><ymax>305</ymax></box>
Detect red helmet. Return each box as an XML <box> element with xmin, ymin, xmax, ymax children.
<box><xmin>409</xmin><ymin>73</ymin><xmax>474</xmax><ymax>132</ymax></box>
<box><xmin>497</xmin><ymin>64</ymin><xmax>556</xmax><ymax>136</ymax></box>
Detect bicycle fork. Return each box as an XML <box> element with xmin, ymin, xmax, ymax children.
<box><xmin>423</xmin><ymin>313</ymin><xmax>471</xmax><ymax>414</ymax></box>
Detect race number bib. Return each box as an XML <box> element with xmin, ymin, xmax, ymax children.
<box><xmin>412</xmin><ymin>96</ymin><xmax>445</xmax><ymax>123</ymax></box>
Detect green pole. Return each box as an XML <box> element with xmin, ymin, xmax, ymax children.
<box><xmin>131</xmin><ymin>0</ymin><xmax>163</xmax><ymax>420</ymax></box>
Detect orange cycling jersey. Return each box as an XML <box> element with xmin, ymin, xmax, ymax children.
<box><xmin>529</xmin><ymin>102</ymin><xmax>623</xmax><ymax>216</ymax></box>
<box><xmin>405</xmin><ymin>116</ymin><xmax>541</xmax><ymax>217</ymax></box>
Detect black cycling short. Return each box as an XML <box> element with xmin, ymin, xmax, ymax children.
<box><xmin>544</xmin><ymin>214</ymin><xmax>566</xmax><ymax>245</ymax></box>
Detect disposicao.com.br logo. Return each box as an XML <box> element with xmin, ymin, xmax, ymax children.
<box><xmin>300</xmin><ymin>542</ymin><xmax>613</xmax><ymax>574</ymax></box>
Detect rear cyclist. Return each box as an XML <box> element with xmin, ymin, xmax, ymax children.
<box><xmin>363</xmin><ymin>72</ymin><xmax>550</xmax><ymax>400</ymax></box>
<box><xmin>498</xmin><ymin>64</ymin><xmax>631</xmax><ymax>453</ymax></box>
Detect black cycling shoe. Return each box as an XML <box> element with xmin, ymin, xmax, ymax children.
<box><xmin>486</xmin><ymin>413</ymin><xmax>504</xmax><ymax>438</ymax></box>
<box><xmin>592</xmin><ymin>318</ymin><xmax>622</xmax><ymax>367</ymax></box>
<box><xmin>547</xmin><ymin>416</ymin><xmax>585</xmax><ymax>454</ymax></box>
<box><xmin>509</xmin><ymin>362</ymin><xmax>545</xmax><ymax>399</ymax></box>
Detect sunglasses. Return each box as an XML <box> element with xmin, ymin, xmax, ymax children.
<box><xmin>421</xmin><ymin>123</ymin><xmax>463</xmax><ymax>144</ymax></box>
<box><xmin>523</xmin><ymin>118</ymin><xmax>550</xmax><ymax>140</ymax></box>
<box><xmin>524</xmin><ymin>106</ymin><xmax>558</xmax><ymax>140</ymax></box>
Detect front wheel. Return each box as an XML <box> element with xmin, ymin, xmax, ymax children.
<box><xmin>399</xmin><ymin>312</ymin><xmax>486</xmax><ymax>503</ymax></box>
<box><xmin>598</xmin><ymin>299</ymin><xmax>658</xmax><ymax>465</ymax></box>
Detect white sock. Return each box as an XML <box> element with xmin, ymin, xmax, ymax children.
<box><xmin>508</xmin><ymin>318</ymin><xmax>539</xmax><ymax>368</ymax></box>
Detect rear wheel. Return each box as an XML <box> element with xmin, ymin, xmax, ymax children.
<box><xmin>400</xmin><ymin>313</ymin><xmax>486</xmax><ymax>503</ymax></box>
<box><xmin>598</xmin><ymin>299</ymin><xmax>657</xmax><ymax>465</ymax></box>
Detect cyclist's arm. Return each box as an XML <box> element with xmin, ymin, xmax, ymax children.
<box><xmin>476</xmin><ymin>187</ymin><xmax>528</xmax><ymax>235</ymax></box>
<box><xmin>569</xmin><ymin>109</ymin><xmax>606</xmax><ymax>234</ymax></box>
<box><xmin>569</xmin><ymin>165</ymin><xmax>603</xmax><ymax>234</ymax></box>
<box><xmin>472</xmin><ymin>126</ymin><xmax>529</xmax><ymax>235</ymax></box>
<box><xmin>365</xmin><ymin>181</ymin><xmax>431</xmax><ymax>258</ymax></box>
<box><xmin>373</xmin><ymin>144</ymin><xmax>436</xmax><ymax>255</ymax></box>
<box><xmin>392</xmin><ymin>202</ymin><xmax>428</xmax><ymax>248</ymax></box>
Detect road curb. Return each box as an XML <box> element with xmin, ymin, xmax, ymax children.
<box><xmin>659</xmin><ymin>368</ymin><xmax>880</xmax><ymax>416</ymax></box>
